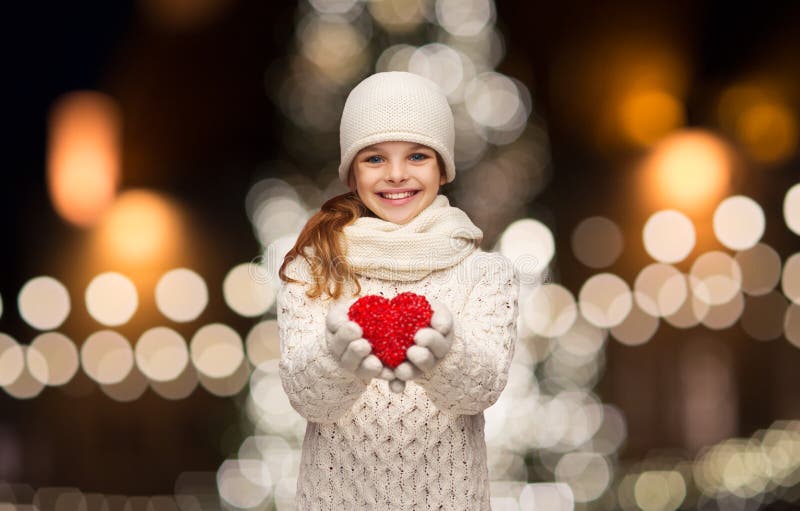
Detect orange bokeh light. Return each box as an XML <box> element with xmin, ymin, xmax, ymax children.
<box><xmin>619</xmin><ymin>89</ymin><xmax>685</xmax><ymax>147</ymax></box>
<box><xmin>640</xmin><ymin>129</ymin><xmax>733</xmax><ymax>215</ymax></box>
<box><xmin>47</xmin><ymin>91</ymin><xmax>121</xmax><ymax>227</ymax></box>
<box><xmin>95</xmin><ymin>189</ymin><xmax>182</xmax><ymax>267</ymax></box>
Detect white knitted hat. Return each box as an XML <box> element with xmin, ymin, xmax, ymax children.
<box><xmin>338</xmin><ymin>71</ymin><xmax>456</xmax><ymax>187</ymax></box>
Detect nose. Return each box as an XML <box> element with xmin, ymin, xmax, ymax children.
<box><xmin>386</xmin><ymin>159</ymin><xmax>409</xmax><ymax>183</ymax></box>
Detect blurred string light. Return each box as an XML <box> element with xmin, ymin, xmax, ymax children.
<box><xmin>716</xmin><ymin>83</ymin><xmax>798</xmax><ymax>164</ymax></box>
<box><xmin>85</xmin><ymin>272</ymin><xmax>138</xmax><ymax>327</ymax></box>
<box><xmin>712</xmin><ymin>195</ymin><xmax>765</xmax><ymax>251</ymax></box>
<box><xmin>784</xmin><ymin>183</ymin><xmax>800</xmax><ymax>235</ymax></box>
<box><xmin>27</xmin><ymin>332</ymin><xmax>79</xmax><ymax>387</ymax></box>
<box><xmin>642</xmin><ymin>210</ymin><xmax>695</xmax><ymax>264</ymax></box>
<box><xmin>0</xmin><ymin>334</ymin><xmax>24</xmax><ymax>386</ymax></box>
<box><xmin>154</xmin><ymin>268</ymin><xmax>209</xmax><ymax>322</ymax></box>
<box><xmin>781</xmin><ymin>253</ymin><xmax>800</xmax><ymax>305</ymax></box>
<box><xmin>94</xmin><ymin>189</ymin><xmax>184</xmax><ymax>268</ymax></box>
<box><xmin>639</xmin><ymin>130</ymin><xmax>733</xmax><ymax>215</ymax></box>
<box><xmin>571</xmin><ymin>216</ymin><xmax>623</xmax><ymax>269</ymax></box>
<box><xmin>47</xmin><ymin>91</ymin><xmax>121</xmax><ymax>227</ymax></box>
<box><xmin>549</xmin><ymin>37</ymin><xmax>688</xmax><ymax>151</ymax></box>
<box><xmin>17</xmin><ymin>276</ymin><xmax>71</xmax><ymax>331</ymax></box>
<box><xmin>222</xmin><ymin>263</ymin><xmax>276</xmax><ymax>317</ymax></box>
<box><xmin>135</xmin><ymin>327</ymin><xmax>190</xmax><ymax>382</ymax></box>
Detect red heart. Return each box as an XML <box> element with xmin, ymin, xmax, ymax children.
<box><xmin>347</xmin><ymin>292</ymin><xmax>433</xmax><ymax>369</ymax></box>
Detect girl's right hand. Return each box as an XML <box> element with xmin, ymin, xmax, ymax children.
<box><xmin>325</xmin><ymin>298</ymin><xmax>388</xmax><ymax>384</ymax></box>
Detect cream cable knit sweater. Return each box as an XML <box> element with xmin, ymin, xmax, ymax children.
<box><xmin>278</xmin><ymin>242</ymin><xmax>520</xmax><ymax>509</ymax></box>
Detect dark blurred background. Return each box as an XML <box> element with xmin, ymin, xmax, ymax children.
<box><xmin>3</xmin><ymin>1</ymin><xmax>800</xmax><ymax>510</ymax></box>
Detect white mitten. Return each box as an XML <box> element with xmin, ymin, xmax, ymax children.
<box><xmin>325</xmin><ymin>298</ymin><xmax>387</xmax><ymax>384</ymax></box>
<box><xmin>388</xmin><ymin>298</ymin><xmax>454</xmax><ymax>393</ymax></box>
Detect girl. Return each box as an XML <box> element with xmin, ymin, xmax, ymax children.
<box><xmin>277</xmin><ymin>71</ymin><xmax>520</xmax><ymax>510</ymax></box>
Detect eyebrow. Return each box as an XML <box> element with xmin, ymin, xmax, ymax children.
<box><xmin>361</xmin><ymin>143</ymin><xmax>433</xmax><ymax>152</ymax></box>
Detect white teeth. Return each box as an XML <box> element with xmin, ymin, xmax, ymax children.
<box><xmin>381</xmin><ymin>191</ymin><xmax>415</xmax><ymax>199</ymax></box>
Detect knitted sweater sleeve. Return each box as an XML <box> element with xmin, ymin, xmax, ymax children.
<box><xmin>416</xmin><ymin>253</ymin><xmax>520</xmax><ymax>415</ymax></box>
<box><xmin>277</xmin><ymin>256</ymin><xmax>368</xmax><ymax>424</ymax></box>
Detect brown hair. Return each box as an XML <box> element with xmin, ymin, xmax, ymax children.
<box><xmin>278</xmin><ymin>153</ymin><xmax>447</xmax><ymax>300</ymax></box>
<box><xmin>278</xmin><ymin>191</ymin><xmax>369</xmax><ymax>300</ymax></box>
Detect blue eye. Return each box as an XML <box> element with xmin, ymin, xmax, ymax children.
<box><xmin>366</xmin><ymin>155</ymin><xmax>383</xmax><ymax>164</ymax></box>
<box><xmin>410</xmin><ymin>153</ymin><xmax>427</xmax><ymax>161</ymax></box>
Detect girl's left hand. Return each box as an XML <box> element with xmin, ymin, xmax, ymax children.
<box><xmin>387</xmin><ymin>298</ymin><xmax>454</xmax><ymax>393</ymax></box>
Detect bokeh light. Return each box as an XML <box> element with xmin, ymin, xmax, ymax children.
<box><xmin>81</xmin><ymin>330</ymin><xmax>134</xmax><ymax>385</ymax></box>
<box><xmin>785</xmin><ymin>304</ymin><xmax>800</xmax><ymax>349</ymax></box>
<box><xmin>700</xmin><ymin>291</ymin><xmax>744</xmax><ymax>331</ymax></box>
<box><xmin>740</xmin><ymin>291</ymin><xmax>788</xmax><ymax>341</ymax></box>
<box><xmin>578</xmin><ymin>273</ymin><xmax>633</xmax><ymax>328</ymax></box>
<box><xmin>641</xmin><ymin>130</ymin><xmax>732</xmax><ymax>214</ymax></box>
<box><xmin>100</xmin><ymin>364</ymin><xmax>148</xmax><ymax>402</ymax></box>
<box><xmin>571</xmin><ymin>216</ymin><xmax>624</xmax><ymax>269</ymax></box>
<box><xmin>217</xmin><ymin>459</ymin><xmax>272</xmax><ymax>509</ymax></box>
<box><xmin>368</xmin><ymin>0</ymin><xmax>426</xmax><ymax>34</ymax></box>
<box><xmin>0</xmin><ymin>333</ymin><xmax>25</xmax><ymax>386</ymax></box>
<box><xmin>519</xmin><ymin>482</ymin><xmax>574</xmax><ymax>511</ymax></box>
<box><xmin>783</xmin><ymin>253</ymin><xmax>800</xmax><ymax>305</ymax></box>
<box><xmin>713</xmin><ymin>195</ymin><xmax>765</xmax><ymax>250</ymax></box>
<box><xmin>47</xmin><ymin>91</ymin><xmax>121</xmax><ymax>227</ymax></box>
<box><xmin>155</xmin><ymin>268</ymin><xmax>209</xmax><ymax>322</ymax></box>
<box><xmin>85</xmin><ymin>272</ymin><xmax>138</xmax><ymax>326</ymax></box>
<box><xmin>633</xmin><ymin>470</ymin><xmax>686</xmax><ymax>511</ymax></box>
<box><xmin>689</xmin><ymin>251</ymin><xmax>743</xmax><ymax>305</ymax></box>
<box><xmin>521</xmin><ymin>284</ymin><xmax>577</xmax><ymax>338</ymax></box>
<box><xmin>298</xmin><ymin>13</ymin><xmax>369</xmax><ymax>84</ymax></box>
<box><xmin>718</xmin><ymin>84</ymin><xmax>799</xmax><ymax>164</ymax></box>
<box><xmin>199</xmin><ymin>357</ymin><xmax>250</xmax><ymax>397</ymax></box>
<box><xmin>497</xmin><ymin>218</ymin><xmax>555</xmax><ymax>282</ymax></box>
<box><xmin>784</xmin><ymin>183</ymin><xmax>800</xmax><ymax>236</ymax></box>
<box><xmin>610</xmin><ymin>302</ymin><xmax>659</xmax><ymax>347</ymax></box>
<box><xmin>95</xmin><ymin>189</ymin><xmax>183</xmax><ymax>267</ymax></box>
<box><xmin>135</xmin><ymin>327</ymin><xmax>190</xmax><ymax>382</ymax></box>
<box><xmin>150</xmin><ymin>364</ymin><xmax>198</xmax><ymax>400</ymax></box>
<box><xmin>435</xmin><ymin>0</ymin><xmax>495</xmax><ymax>37</ymax></box>
<box><xmin>554</xmin><ymin>452</ymin><xmax>611</xmax><ymax>503</ymax></box>
<box><xmin>190</xmin><ymin>323</ymin><xmax>245</xmax><ymax>379</ymax></box>
<box><xmin>3</xmin><ymin>350</ymin><xmax>46</xmax><ymax>400</ymax></box>
<box><xmin>245</xmin><ymin>320</ymin><xmax>281</xmax><ymax>368</ymax></box>
<box><xmin>633</xmin><ymin>263</ymin><xmax>687</xmax><ymax>317</ymax></box>
<box><xmin>642</xmin><ymin>210</ymin><xmax>695</xmax><ymax>264</ymax></box>
<box><xmin>735</xmin><ymin>243</ymin><xmax>782</xmax><ymax>296</ymax></box>
<box><xmin>663</xmin><ymin>275</ymin><xmax>711</xmax><ymax>329</ymax></box>
<box><xmin>18</xmin><ymin>276</ymin><xmax>71</xmax><ymax>331</ymax></box>
<box><xmin>27</xmin><ymin>332</ymin><xmax>79</xmax><ymax>386</ymax></box>
<box><xmin>223</xmin><ymin>263</ymin><xmax>276</xmax><ymax>317</ymax></box>
<box><xmin>619</xmin><ymin>89</ymin><xmax>684</xmax><ymax>147</ymax></box>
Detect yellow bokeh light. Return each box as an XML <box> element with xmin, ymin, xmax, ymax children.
<box><xmin>95</xmin><ymin>189</ymin><xmax>183</xmax><ymax>267</ymax></box>
<box><xmin>619</xmin><ymin>89</ymin><xmax>685</xmax><ymax>147</ymax></box>
<box><xmin>47</xmin><ymin>91</ymin><xmax>121</xmax><ymax>227</ymax></box>
<box><xmin>641</xmin><ymin>130</ymin><xmax>733</xmax><ymax>214</ymax></box>
<box><xmin>718</xmin><ymin>83</ymin><xmax>797</xmax><ymax>164</ymax></box>
<box><xmin>737</xmin><ymin>101</ymin><xmax>798</xmax><ymax>163</ymax></box>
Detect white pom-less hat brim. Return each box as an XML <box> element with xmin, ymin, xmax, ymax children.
<box><xmin>337</xmin><ymin>71</ymin><xmax>457</xmax><ymax>188</ymax></box>
<box><xmin>338</xmin><ymin>131</ymin><xmax>456</xmax><ymax>187</ymax></box>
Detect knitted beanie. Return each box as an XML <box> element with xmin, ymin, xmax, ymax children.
<box><xmin>338</xmin><ymin>71</ymin><xmax>456</xmax><ymax>187</ymax></box>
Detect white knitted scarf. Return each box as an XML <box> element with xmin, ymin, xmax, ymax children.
<box><xmin>342</xmin><ymin>194</ymin><xmax>483</xmax><ymax>281</ymax></box>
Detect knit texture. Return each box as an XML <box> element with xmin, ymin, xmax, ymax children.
<box><xmin>278</xmin><ymin>247</ymin><xmax>520</xmax><ymax>510</ymax></box>
<box><xmin>341</xmin><ymin>194</ymin><xmax>483</xmax><ymax>282</ymax></box>
<box><xmin>338</xmin><ymin>71</ymin><xmax>456</xmax><ymax>186</ymax></box>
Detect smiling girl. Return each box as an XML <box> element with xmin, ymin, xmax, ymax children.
<box><xmin>277</xmin><ymin>71</ymin><xmax>520</xmax><ymax>510</ymax></box>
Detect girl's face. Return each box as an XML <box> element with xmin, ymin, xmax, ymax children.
<box><xmin>348</xmin><ymin>141</ymin><xmax>447</xmax><ymax>225</ymax></box>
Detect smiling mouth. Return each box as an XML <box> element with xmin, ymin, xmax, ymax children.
<box><xmin>378</xmin><ymin>190</ymin><xmax>419</xmax><ymax>199</ymax></box>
